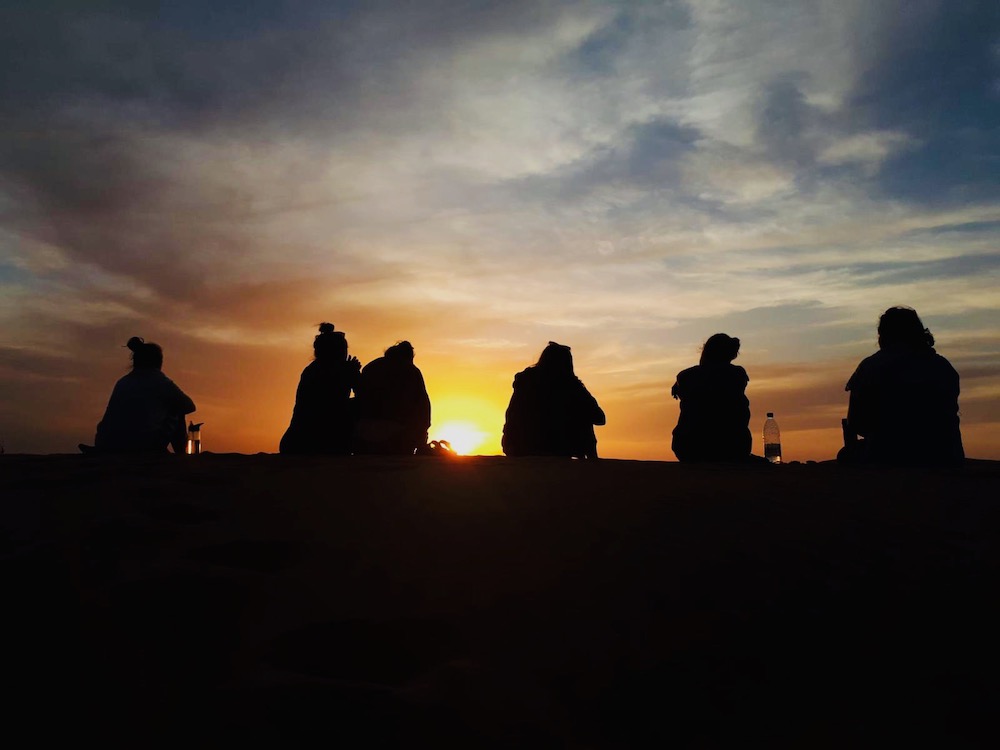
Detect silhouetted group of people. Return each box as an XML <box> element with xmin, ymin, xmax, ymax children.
<box><xmin>279</xmin><ymin>324</ymin><xmax>432</xmax><ymax>456</ymax></box>
<box><xmin>668</xmin><ymin>307</ymin><xmax>964</xmax><ymax>466</ymax></box>
<box><xmin>83</xmin><ymin>306</ymin><xmax>965</xmax><ymax>466</ymax></box>
<box><xmin>278</xmin><ymin>329</ymin><xmax>603</xmax><ymax>459</ymax></box>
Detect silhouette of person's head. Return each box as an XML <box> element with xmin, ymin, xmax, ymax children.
<box><xmin>126</xmin><ymin>336</ymin><xmax>163</xmax><ymax>370</ymax></box>
<box><xmin>384</xmin><ymin>340</ymin><xmax>415</xmax><ymax>363</ymax></box>
<box><xmin>700</xmin><ymin>333</ymin><xmax>740</xmax><ymax>366</ymax></box>
<box><xmin>313</xmin><ymin>322</ymin><xmax>348</xmax><ymax>360</ymax></box>
<box><xmin>877</xmin><ymin>307</ymin><xmax>935</xmax><ymax>351</ymax></box>
<box><xmin>536</xmin><ymin>341</ymin><xmax>574</xmax><ymax>376</ymax></box>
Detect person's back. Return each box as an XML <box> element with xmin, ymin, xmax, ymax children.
<box><xmin>354</xmin><ymin>341</ymin><xmax>431</xmax><ymax>455</ymax></box>
<box><xmin>502</xmin><ymin>342</ymin><xmax>605</xmax><ymax>459</ymax></box>
<box><xmin>670</xmin><ymin>334</ymin><xmax>752</xmax><ymax>462</ymax></box>
<box><xmin>93</xmin><ymin>337</ymin><xmax>196</xmax><ymax>454</ymax></box>
<box><xmin>281</xmin><ymin>359</ymin><xmax>358</xmax><ymax>454</ymax></box>
<box><xmin>845</xmin><ymin>308</ymin><xmax>963</xmax><ymax>465</ymax></box>
<box><xmin>280</xmin><ymin>323</ymin><xmax>360</xmax><ymax>455</ymax></box>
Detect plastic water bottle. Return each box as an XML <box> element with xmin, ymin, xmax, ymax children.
<box><xmin>187</xmin><ymin>422</ymin><xmax>203</xmax><ymax>455</ymax></box>
<box><xmin>763</xmin><ymin>413</ymin><xmax>781</xmax><ymax>464</ymax></box>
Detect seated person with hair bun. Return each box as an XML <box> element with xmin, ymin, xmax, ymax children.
<box><xmin>670</xmin><ymin>333</ymin><xmax>753</xmax><ymax>462</ymax></box>
<box><xmin>87</xmin><ymin>336</ymin><xmax>196</xmax><ymax>454</ymax></box>
<box><xmin>280</xmin><ymin>323</ymin><xmax>361</xmax><ymax>455</ymax></box>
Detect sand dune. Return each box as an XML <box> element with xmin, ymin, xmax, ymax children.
<box><xmin>3</xmin><ymin>454</ymin><xmax>998</xmax><ymax>746</ymax></box>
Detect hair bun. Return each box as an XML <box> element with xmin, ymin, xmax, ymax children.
<box><xmin>317</xmin><ymin>322</ymin><xmax>335</xmax><ymax>334</ymax></box>
<box><xmin>126</xmin><ymin>336</ymin><xmax>145</xmax><ymax>352</ymax></box>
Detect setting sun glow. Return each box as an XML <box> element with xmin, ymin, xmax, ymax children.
<box><xmin>432</xmin><ymin>421</ymin><xmax>489</xmax><ymax>456</ymax></box>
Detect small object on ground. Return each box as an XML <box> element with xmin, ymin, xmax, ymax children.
<box><xmin>416</xmin><ymin>440</ymin><xmax>458</xmax><ymax>457</ymax></box>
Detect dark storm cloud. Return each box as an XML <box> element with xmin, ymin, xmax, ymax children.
<box><xmin>848</xmin><ymin>0</ymin><xmax>999</xmax><ymax>205</ymax></box>
<box><xmin>756</xmin><ymin>76</ymin><xmax>821</xmax><ymax>167</ymax></box>
<box><xmin>571</xmin><ymin>11</ymin><xmax>636</xmax><ymax>76</ymax></box>
<box><xmin>509</xmin><ymin>118</ymin><xmax>703</xmax><ymax>204</ymax></box>
<box><xmin>568</xmin><ymin>1</ymin><xmax>691</xmax><ymax>78</ymax></box>
<box><xmin>704</xmin><ymin>249</ymin><xmax>1000</xmax><ymax>289</ymax></box>
<box><xmin>0</xmin><ymin>3</ymin><xmax>357</xmax><ymax>298</ymax></box>
<box><xmin>0</xmin><ymin>0</ymin><xmax>329</xmax><ymax>299</ymax></box>
<box><xmin>752</xmin><ymin>74</ymin><xmax>900</xmax><ymax>197</ymax></box>
<box><xmin>902</xmin><ymin>220</ymin><xmax>1000</xmax><ymax>239</ymax></box>
<box><xmin>743</xmin><ymin>0</ymin><xmax>998</xmax><ymax>205</ymax></box>
<box><xmin>0</xmin><ymin>118</ymin><xmax>225</xmax><ymax>297</ymax></box>
<box><xmin>0</xmin><ymin>346</ymin><xmax>82</xmax><ymax>382</ymax></box>
<box><xmin>0</xmin><ymin>1</ymin><xmax>354</xmax><ymax>128</ymax></box>
<box><xmin>0</xmin><ymin>0</ymin><xmax>573</xmax><ymax>130</ymax></box>
<box><xmin>0</xmin><ymin>0</ymin><xmax>591</xmax><ymax>302</ymax></box>
<box><xmin>839</xmin><ymin>254</ymin><xmax>1000</xmax><ymax>288</ymax></box>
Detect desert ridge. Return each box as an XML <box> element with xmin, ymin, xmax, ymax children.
<box><xmin>3</xmin><ymin>454</ymin><xmax>999</xmax><ymax>745</ymax></box>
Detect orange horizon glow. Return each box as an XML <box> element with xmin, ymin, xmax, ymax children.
<box><xmin>7</xmin><ymin>340</ymin><xmax>998</xmax><ymax>461</ymax></box>
<box><xmin>143</xmin><ymin>338</ymin><xmax>997</xmax><ymax>463</ymax></box>
<box><xmin>430</xmin><ymin>420</ymin><xmax>490</xmax><ymax>455</ymax></box>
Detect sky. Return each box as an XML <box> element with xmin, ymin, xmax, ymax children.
<box><xmin>1</xmin><ymin>0</ymin><xmax>998</xmax><ymax>460</ymax></box>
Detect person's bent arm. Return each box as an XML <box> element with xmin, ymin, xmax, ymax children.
<box><xmin>593</xmin><ymin>404</ymin><xmax>607</xmax><ymax>426</ymax></box>
<box><xmin>577</xmin><ymin>380</ymin><xmax>606</xmax><ymax>426</ymax></box>
<box><xmin>415</xmin><ymin>369</ymin><xmax>432</xmax><ymax>430</ymax></box>
<box><xmin>165</xmin><ymin>377</ymin><xmax>196</xmax><ymax>415</ymax></box>
<box><xmin>845</xmin><ymin>382</ymin><xmax>872</xmax><ymax>437</ymax></box>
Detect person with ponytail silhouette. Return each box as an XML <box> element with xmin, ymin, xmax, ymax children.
<box><xmin>502</xmin><ymin>342</ymin><xmax>605</xmax><ymax>459</ymax></box>
<box><xmin>88</xmin><ymin>337</ymin><xmax>196</xmax><ymax>454</ymax></box>
<box><xmin>280</xmin><ymin>323</ymin><xmax>361</xmax><ymax>455</ymax></box>
<box><xmin>670</xmin><ymin>333</ymin><xmax>753</xmax><ymax>462</ymax></box>
<box><xmin>843</xmin><ymin>306</ymin><xmax>964</xmax><ymax>465</ymax></box>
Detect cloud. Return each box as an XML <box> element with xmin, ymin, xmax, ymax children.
<box><xmin>847</xmin><ymin>0</ymin><xmax>1000</xmax><ymax>205</ymax></box>
<box><xmin>817</xmin><ymin>131</ymin><xmax>915</xmax><ymax>170</ymax></box>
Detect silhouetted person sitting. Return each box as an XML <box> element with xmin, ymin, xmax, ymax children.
<box><xmin>671</xmin><ymin>333</ymin><xmax>753</xmax><ymax>462</ymax></box>
<box><xmin>87</xmin><ymin>336</ymin><xmax>196</xmax><ymax>454</ymax></box>
<box><xmin>353</xmin><ymin>341</ymin><xmax>431</xmax><ymax>455</ymax></box>
<box><xmin>280</xmin><ymin>323</ymin><xmax>361</xmax><ymax>455</ymax></box>
<box><xmin>502</xmin><ymin>342</ymin><xmax>606</xmax><ymax>459</ymax></box>
<box><xmin>843</xmin><ymin>307</ymin><xmax>964</xmax><ymax>466</ymax></box>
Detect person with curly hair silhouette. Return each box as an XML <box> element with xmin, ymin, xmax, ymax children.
<box><xmin>844</xmin><ymin>307</ymin><xmax>964</xmax><ymax>465</ymax></box>
<box><xmin>353</xmin><ymin>341</ymin><xmax>431</xmax><ymax>455</ymax></box>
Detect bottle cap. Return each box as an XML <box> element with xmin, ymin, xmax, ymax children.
<box><xmin>766</xmin><ymin>412</ymin><xmax>774</xmax><ymax>418</ymax></box>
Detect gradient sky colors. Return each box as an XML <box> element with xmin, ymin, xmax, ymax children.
<box><xmin>1</xmin><ymin>1</ymin><xmax>998</xmax><ymax>459</ymax></box>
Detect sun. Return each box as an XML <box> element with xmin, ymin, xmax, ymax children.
<box><xmin>432</xmin><ymin>421</ymin><xmax>488</xmax><ymax>455</ymax></box>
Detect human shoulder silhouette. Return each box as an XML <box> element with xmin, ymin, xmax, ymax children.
<box><xmin>844</xmin><ymin>307</ymin><xmax>963</xmax><ymax>465</ymax></box>
<box><xmin>502</xmin><ymin>342</ymin><xmax>605</xmax><ymax>459</ymax></box>
<box><xmin>353</xmin><ymin>341</ymin><xmax>431</xmax><ymax>455</ymax></box>
<box><xmin>279</xmin><ymin>323</ymin><xmax>360</xmax><ymax>455</ymax></box>
<box><xmin>87</xmin><ymin>336</ymin><xmax>196</xmax><ymax>454</ymax></box>
<box><xmin>671</xmin><ymin>333</ymin><xmax>753</xmax><ymax>463</ymax></box>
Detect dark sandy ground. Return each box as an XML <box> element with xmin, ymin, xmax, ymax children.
<box><xmin>2</xmin><ymin>454</ymin><xmax>999</xmax><ymax>747</ymax></box>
